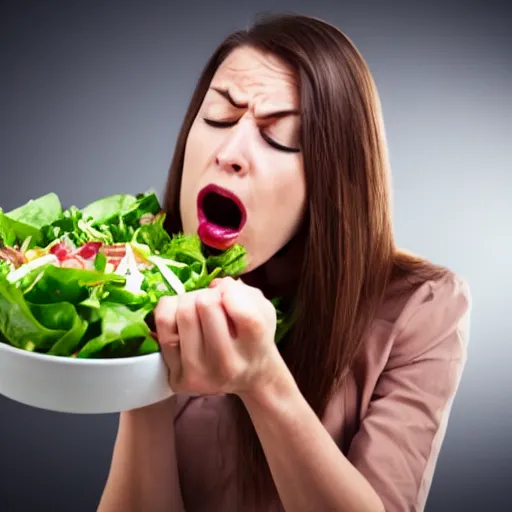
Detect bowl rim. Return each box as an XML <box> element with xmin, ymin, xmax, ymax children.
<box><xmin>0</xmin><ymin>340</ymin><xmax>162</xmax><ymax>366</ymax></box>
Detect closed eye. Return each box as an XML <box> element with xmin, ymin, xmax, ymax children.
<box><xmin>203</xmin><ymin>118</ymin><xmax>300</xmax><ymax>153</ymax></box>
<box><xmin>259</xmin><ymin>130</ymin><xmax>300</xmax><ymax>153</ymax></box>
<box><xmin>203</xmin><ymin>118</ymin><xmax>237</xmax><ymax>128</ymax></box>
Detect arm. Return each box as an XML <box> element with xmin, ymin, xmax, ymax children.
<box><xmin>97</xmin><ymin>396</ymin><xmax>186</xmax><ymax>512</ymax></box>
<box><xmin>347</xmin><ymin>274</ymin><xmax>471</xmax><ymax>511</ymax></box>
<box><xmin>241</xmin><ymin>368</ymin><xmax>385</xmax><ymax>512</ymax></box>
<box><xmin>240</xmin><ymin>273</ymin><xmax>471</xmax><ymax>512</ymax></box>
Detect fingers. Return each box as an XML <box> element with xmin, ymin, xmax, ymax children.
<box><xmin>154</xmin><ymin>295</ymin><xmax>179</xmax><ymax>346</ymax></box>
<box><xmin>154</xmin><ymin>296</ymin><xmax>182</xmax><ymax>387</ymax></box>
<box><xmin>218</xmin><ymin>278</ymin><xmax>269</xmax><ymax>338</ymax></box>
<box><xmin>209</xmin><ymin>278</ymin><xmax>222</xmax><ymax>288</ymax></box>
<box><xmin>153</xmin><ymin>277</ymin><xmax>272</xmax><ymax>394</ymax></box>
<box><xmin>175</xmin><ymin>291</ymin><xmax>205</xmax><ymax>374</ymax></box>
<box><xmin>195</xmin><ymin>287</ymin><xmax>233</xmax><ymax>360</ymax></box>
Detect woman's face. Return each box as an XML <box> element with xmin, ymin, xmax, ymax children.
<box><xmin>179</xmin><ymin>46</ymin><xmax>306</xmax><ymax>272</ymax></box>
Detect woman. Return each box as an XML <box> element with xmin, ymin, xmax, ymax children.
<box><xmin>98</xmin><ymin>12</ymin><xmax>471</xmax><ymax>512</ymax></box>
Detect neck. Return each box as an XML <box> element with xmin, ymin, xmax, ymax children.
<box><xmin>241</xmin><ymin>232</ymin><xmax>305</xmax><ymax>303</ymax></box>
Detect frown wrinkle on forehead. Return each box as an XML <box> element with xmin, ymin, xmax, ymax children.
<box><xmin>211</xmin><ymin>47</ymin><xmax>299</xmax><ymax>112</ymax></box>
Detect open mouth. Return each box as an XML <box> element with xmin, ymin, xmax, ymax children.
<box><xmin>196</xmin><ymin>185</ymin><xmax>247</xmax><ymax>250</ymax></box>
<box><xmin>202</xmin><ymin>192</ymin><xmax>243</xmax><ymax>229</ymax></box>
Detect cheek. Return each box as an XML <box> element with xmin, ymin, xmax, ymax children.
<box><xmin>270</xmin><ymin>163</ymin><xmax>306</xmax><ymax>221</ymax></box>
<box><xmin>247</xmin><ymin>160</ymin><xmax>306</xmax><ymax>252</ymax></box>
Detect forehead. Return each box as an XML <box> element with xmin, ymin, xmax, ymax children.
<box><xmin>210</xmin><ymin>46</ymin><xmax>299</xmax><ymax>104</ymax></box>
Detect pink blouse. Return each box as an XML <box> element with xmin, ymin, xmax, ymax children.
<box><xmin>173</xmin><ymin>272</ymin><xmax>471</xmax><ymax>511</ymax></box>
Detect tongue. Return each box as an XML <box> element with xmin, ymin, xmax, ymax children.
<box><xmin>197</xmin><ymin>219</ymin><xmax>240</xmax><ymax>251</ymax></box>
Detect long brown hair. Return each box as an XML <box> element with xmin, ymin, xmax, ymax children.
<box><xmin>163</xmin><ymin>12</ymin><xmax>448</xmax><ymax>508</ymax></box>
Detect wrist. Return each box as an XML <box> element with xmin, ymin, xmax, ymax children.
<box><xmin>239</xmin><ymin>355</ymin><xmax>300</xmax><ymax>414</ymax></box>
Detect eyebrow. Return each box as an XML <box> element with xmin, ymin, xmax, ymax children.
<box><xmin>210</xmin><ymin>87</ymin><xmax>300</xmax><ymax>120</ymax></box>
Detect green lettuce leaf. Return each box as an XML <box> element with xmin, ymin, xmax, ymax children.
<box><xmin>132</xmin><ymin>212</ymin><xmax>171</xmax><ymax>254</ymax></box>
<box><xmin>81</xmin><ymin>194</ymin><xmax>138</xmax><ymax>226</ymax></box>
<box><xmin>272</xmin><ymin>297</ymin><xmax>296</xmax><ymax>345</ymax></box>
<box><xmin>136</xmin><ymin>335</ymin><xmax>159</xmax><ymax>355</ymax></box>
<box><xmin>101</xmin><ymin>283</ymin><xmax>151</xmax><ymax>308</ymax></box>
<box><xmin>205</xmin><ymin>243</ymin><xmax>247</xmax><ymax>277</ymax></box>
<box><xmin>27</xmin><ymin>301</ymin><xmax>89</xmax><ymax>354</ymax></box>
<box><xmin>81</xmin><ymin>190</ymin><xmax>160</xmax><ymax>228</ymax></box>
<box><xmin>0</xmin><ymin>210</ymin><xmax>43</xmax><ymax>248</ymax></box>
<box><xmin>76</xmin><ymin>303</ymin><xmax>152</xmax><ymax>358</ymax></box>
<box><xmin>41</xmin><ymin>206</ymin><xmax>84</xmax><ymax>245</ymax></box>
<box><xmin>162</xmin><ymin>233</ymin><xmax>205</xmax><ymax>266</ymax></box>
<box><xmin>0</xmin><ymin>277</ymin><xmax>67</xmax><ymax>351</ymax></box>
<box><xmin>5</xmin><ymin>192</ymin><xmax>63</xmax><ymax>230</ymax></box>
<box><xmin>47</xmin><ymin>313</ymin><xmax>89</xmax><ymax>356</ymax></box>
<box><xmin>22</xmin><ymin>266</ymin><xmax>125</xmax><ymax>304</ymax></box>
<box><xmin>120</xmin><ymin>191</ymin><xmax>161</xmax><ymax>228</ymax></box>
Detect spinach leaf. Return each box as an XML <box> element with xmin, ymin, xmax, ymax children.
<box><xmin>0</xmin><ymin>277</ymin><xmax>66</xmax><ymax>350</ymax></box>
<box><xmin>5</xmin><ymin>193</ymin><xmax>63</xmax><ymax>230</ymax></box>
<box><xmin>27</xmin><ymin>301</ymin><xmax>89</xmax><ymax>355</ymax></box>
<box><xmin>47</xmin><ymin>314</ymin><xmax>89</xmax><ymax>356</ymax></box>
<box><xmin>0</xmin><ymin>210</ymin><xmax>43</xmax><ymax>248</ymax></box>
<box><xmin>76</xmin><ymin>303</ymin><xmax>152</xmax><ymax>358</ymax></box>
<box><xmin>29</xmin><ymin>301</ymin><xmax>79</xmax><ymax>331</ymax></box>
<box><xmin>102</xmin><ymin>283</ymin><xmax>150</xmax><ymax>308</ymax></box>
<box><xmin>23</xmin><ymin>266</ymin><xmax>125</xmax><ymax>304</ymax></box>
<box><xmin>136</xmin><ymin>335</ymin><xmax>159</xmax><ymax>355</ymax></box>
<box><xmin>81</xmin><ymin>194</ymin><xmax>138</xmax><ymax>226</ymax></box>
<box><xmin>205</xmin><ymin>243</ymin><xmax>247</xmax><ymax>277</ymax></box>
<box><xmin>120</xmin><ymin>191</ymin><xmax>161</xmax><ymax>228</ymax></box>
<box><xmin>41</xmin><ymin>206</ymin><xmax>83</xmax><ymax>245</ymax></box>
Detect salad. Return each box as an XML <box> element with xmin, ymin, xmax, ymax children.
<box><xmin>0</xmin><ymin>191</ymin><xmax>293</xmax><ymax>359</ymax></box>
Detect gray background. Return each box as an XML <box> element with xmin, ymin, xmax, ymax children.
<box><xmin>1</xmin><ymin>0</ymin><xmax>510</xmax><ymax>510</ymax></box>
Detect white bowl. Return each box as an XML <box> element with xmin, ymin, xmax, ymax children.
<box><xmin>0</xmin><ymin>342</ymin><xmax>173</xmax><ymax>414</ymax></box>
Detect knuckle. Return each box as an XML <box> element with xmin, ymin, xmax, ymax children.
<box><xmin>154</xmin><ymin>297</ymin><xmax>176</xmax><ymax>321</ymax></box>
<box><xmin>154</xmin><ymin>309</ymin><xmax>175</xmax><ymax>333</ymax></box>
<box><xmin>245</xmin><ymin>315</ymin><xmax>267</xmax><ymax>337</ymax></box>
<box><xmin>155</xmin><ymin>295</ymin><xmax>176</xmax><ymax>310</ymax></box>
<box><xmin>160</xmin><ymin>336</ymin><xmax>180</xmax><ymax>351</ymax></box>
<box><xmin>220</xmin><ymin>277</ymin><xmax>237</xmax><ymax>292</ymax></box>
<box><xmin>175</xmin><ymin>302</ymin><xmax>196</xmax><ymax>325</ymax></box>
<box><xmin>196</xmin><ymin>289</ymin><xmax>221</xmax><ymax>310</ymax></box>
<box><xmin>234</xmin><ymin>305</ymin><xmax>257</xmax><ymax>325</ymax></box>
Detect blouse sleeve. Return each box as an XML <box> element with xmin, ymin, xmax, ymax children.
<box><xmin>347</xmin><ymin>273</ymin><xmax>472</xmax><ymax>511</ymax></box>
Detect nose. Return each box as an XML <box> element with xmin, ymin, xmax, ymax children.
<box><xmin>215</xmin><ymin>122</ymin><xmax>251</xmax><ymax>175</ymax></box>
<box><xmin>215</xmin><ymin>155</ymin><xmax>244</xmax><ymax>173</ymax></box>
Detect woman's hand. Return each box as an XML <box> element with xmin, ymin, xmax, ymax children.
<box><xmin>153</xmin><ymin>277</ymin><xmax>284</xmax><ymax>397</ymax></box>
